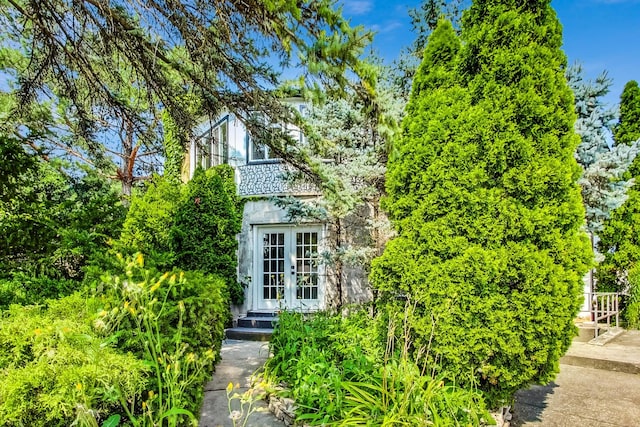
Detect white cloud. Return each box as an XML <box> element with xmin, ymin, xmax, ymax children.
<box><xmin>371</xmin><ymin>20</ymin><xmax>403</xmax><ymax>34</ymax></box>
<box><xmin>342</xmin><ymin>0</ymin><xmax>373</xmax><ymax>15</ymax></box>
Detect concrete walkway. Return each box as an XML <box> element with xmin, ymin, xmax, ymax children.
<box><xmin>512</xmin><ymin>330</ymin><xmax>640</xmax><ymax>426</ymax></box>
<box><xmin>199</xmin><ymin>340</ymin><xmax>284</xmax><ymax>427</ymax></box>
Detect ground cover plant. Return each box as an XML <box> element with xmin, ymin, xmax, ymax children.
<box><xmin>264</xmin><ymin>308</ymin><xmax>492</xmax><ymax>426</ymax></box>
<box><xmin>0</xmin><ymin>254</ymin><xmax>228</xmax><ymax>426</ymax></box>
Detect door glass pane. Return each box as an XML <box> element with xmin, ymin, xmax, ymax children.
<box><xmin>262</xmin><ymin>233</ymin><xmax>285</xmax><ymax>301</ymax></box>
<box><xmin>295</xmin><ymin>232</ymin><xmax>319</xmax><ymax>300</ymax></box>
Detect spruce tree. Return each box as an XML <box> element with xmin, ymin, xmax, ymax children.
<box><xmin>371</xmin><ymin>2</ymin><xmax>591</xmax><ymax>406</ymax></box>
<box><xmin>567</xmin><ymin>65</ymin><xmax>638</xmax><ymax>235</ymax></box>
<box><xmin>598</xmin><ymin>81</ymin><xmax>640</xmax><ymax>305</ymax></box>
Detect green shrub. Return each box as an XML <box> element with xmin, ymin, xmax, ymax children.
<box><xmin>0</xmin><ymin>293</ymin><xmax>148</xmax><ymax>427</ymax></box>
<box><xmin>371</xmin><ymin>8</ymin><xmax>591</xmax><ymax>406</ymax></box>
<box><xmin>0</xmin><ymin>162</ymin><xmax>125</xmax><ymax>281</ymax></box>
<box><xmin>170</xmin><ymin>165</ymin><xmax>244</xmax><ymax>304</ymax></box>
<box><xmin>117</xmin><ymin>175</ymin><xmax>182</xmax><ymax>266</ymax></box>
<box><xmin>0</xmin><ymin>274</ymin><xmax>80</xmax><ymax>310</ymax></box>
<box><xmin>97</xmin><ymin>254</ymin><xmax>228</xmax><ymax>422</ymax></box>
<box><xmin>625</xmin><ymin>265</ymin><xmax>640</xmax><ymax>329</ymax></box>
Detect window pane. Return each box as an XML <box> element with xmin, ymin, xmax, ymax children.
<box><xmin>251</xmin><ymin>138</ymin><xmax>266</xmax><ymax>160</ymax></box>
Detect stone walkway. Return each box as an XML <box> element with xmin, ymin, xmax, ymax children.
<box><xmin>198</xmin><ymin>340</ymin><xmax>283</xmax><ymax>427</ymax></box>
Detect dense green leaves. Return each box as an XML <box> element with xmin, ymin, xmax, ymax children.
<box><xmin>170</xmin><ymin>165</ymin><xmax>244</xmax><ymax>304</ymax></box>
<box><xmin>567</xmin><ymin>65</ymin><xmax>639</xmax><ymax>234</ymax></box>
<box><xmin>597</xmin><ymin>82</ymin><xmax>640</xmax><ymax>313</ymax></box>
<box><xmin>0</xmin><ymin>160</ymin><xmax>125</xmax><ymax>282</ymax></box>
<box><xmin>614</xmin><ymin>81</ymin><xmax>640</xmax><ymax>146</ymax></box>
<box><xmin>372</xmin><ymin>3</ymin><xmax>590</xmax><ymax>406</ymax></box>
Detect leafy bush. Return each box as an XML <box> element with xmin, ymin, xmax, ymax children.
<box><xmin>97</xmin><ymin>254</ymin><xmax>228</xmax><ymax>422</ymax></box>
<box><xmin>117</xmin><ymin>175</ymin><xmax>182</xmax><ymax>266</ymax></box>
<box><xmin>0</xmin><ymin>274</ymin><xmax>79</xmax><ymax>310</ymax></box>
<box><xmin>0</xmin><ymin>161</ymin><xmax>125</xmax><ymax>281</ymax></box>
<box><xmin>116</xmin><ymin>166</ymin><xmax>245</xmax><ymax>305</ymax></box>
<box><xmin>371</xmin><ymin>9</ymin><xmax>590</xmax><ymax>406</ymax></box>
<box><xmin>625</xmin><ymin>265</ymin><xmax>640</xmax><ymax>328</ymax></box>
<box><xmin>265</xmin><ymin>308</ymin><xmax>491</xmax><ymax>426</ymax></box>
<box><xmin>170</xmin><ymin>165</ymin><xmax>244</xmax><ymax>304</ymax></box>
<box><xmin>0</xmin><ymin>293</ymin><xmax>148</xmax><ymax>427</ymax></box>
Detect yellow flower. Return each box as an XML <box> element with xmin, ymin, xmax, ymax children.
<box><xmin>226</xmin><ymin>382</ymin><xmax>233</xmax><ymax>393</ymax></box>
<box><xmin>98</xmin><ymin>310</ymin><xmax>108</xmax><ymax>317</ymax></box>
<box><xmin>34</xmin><ymin>328</ymin><xmax>41</xmax><ymax>336</ymax></box>
<box><xmin>76</xmin><ymin>383</ymin><xmax>83</xmax><ymax>391</ymax></box>
<box><xmin>148</xmin><ymin>390</ymin><xmax>155</xmax><ymax>399</ymax></box>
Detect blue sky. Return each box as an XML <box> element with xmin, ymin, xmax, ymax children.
<box><xmin>340</xmin><ymin>0</ymin><xmax>640</xmax><ymax>107</ymax></box>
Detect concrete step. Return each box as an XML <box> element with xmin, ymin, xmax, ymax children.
<box><xmin>589</xmin><ymin>326</ymin><xmax>625</xmax><ymax>346</ymax></box>
<box><xmin>237</xmin><ymin>316</ymin><xmax>278</xmax><ymax>329</ymax></box>
<box><xmin>225</xmin><ymin>327</ymin><xmax>274</xmax><ymax>342</ymax></box>
<box><xmin>561</xmin><ymin>330</ymin><xmax>640</xmax><ymax>375</ymax></box>
<box><xmin>246</xmin><ymin>310</ymin><xmax>279</xmax><ymax>318</ymax></box>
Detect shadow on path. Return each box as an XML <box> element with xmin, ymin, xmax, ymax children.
<box><xmin>511</xmin><ymin>382</ymin><xmax>558</xmax><ymax>426</ymax></box>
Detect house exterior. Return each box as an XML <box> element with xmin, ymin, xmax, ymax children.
<box><xmin>183</xmin><ymin>98</ymin><xmax>373</xmax><ymax>315</ymax></box>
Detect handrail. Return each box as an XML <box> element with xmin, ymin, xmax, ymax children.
<box><xmin>588</xmin><ymin>292</ymin><xmax>620</xmax><ymax>338</ymax></box>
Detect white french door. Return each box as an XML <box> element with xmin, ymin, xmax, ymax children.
<box><xmin>255</xmin><ymin>226</ymin><xmax>324</xmax><ymax>310</ymax></box>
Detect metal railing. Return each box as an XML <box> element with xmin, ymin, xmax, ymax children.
<box><xmin>589</xmin><ymin>292</ymin><xmax>620</xmax><ymax>338</ymax></box>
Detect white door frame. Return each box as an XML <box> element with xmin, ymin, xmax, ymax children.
<box><xmin>252</xmin><ymin>224</ymin><xmax>325</xmax><ymax>311</ymax></box>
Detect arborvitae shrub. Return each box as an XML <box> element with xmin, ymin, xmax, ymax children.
<box><xmin>371</xmin><ymin>6</ymin><xmax>591</xmax><ymax>406</ymax></box>
<box><xmin>170</xmin><ymin>165</ymin><xmax>244</xmax><ymax>304</ymax></box>
<box><xmin>117</xmin><ymin>175</ymin><xmax>182</xmax><ymax>262</ymax></box>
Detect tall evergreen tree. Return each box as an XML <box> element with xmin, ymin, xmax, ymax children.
<box><xmin>371</xmin><ymin>1</ymin><xmax>591</xmax><ymax>406</ymax></box>
<box><xmin>598</xmin><ymin>81</ymin><xmax>640</xmax><ymax>302</ymax></box>
<box><xmin>0</xmin><ymin>0</ymin><xmax>373</xmax><ymax>188</ymax></box>
<box><xmin>614</xmin><ymin>80</ymin><xmax>640</xmax><ymax>146</ymax></box>
<box><xmin>567</xmin><ymin>65</ymin><xmax>638</xmax><ymax>235</ymax></box>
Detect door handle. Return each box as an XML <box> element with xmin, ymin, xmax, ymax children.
<box><xmin>291</xmin><ymin>265</ymin><xmax>295</xmax><ymax>275</ymax></box>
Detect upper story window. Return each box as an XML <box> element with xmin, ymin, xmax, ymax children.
<box><xmin>195</xmin><ymin>118</ymin><xmax>229</xmax><ymax>168</ymax></box>
<box><xmin>248</xmin><ymin>124</ymin><xmax>305</xmax><ymax>163</ymax></box>
<box><xmin>249</xmin><ymin>134</ymin><xmax>279</xmax><ymax>162</ymax></box>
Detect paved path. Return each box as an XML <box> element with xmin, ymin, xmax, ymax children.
<box><xmin>512</xmin><ymin>364</ymin><xmax>640</xmax><ymax>426</ymax></box>
<box><xmin>513</xmin><ymin>330</ymin><xmax>640</xmax><ymax>426</ymax></box>
<box><xmin>199</xmin><ymin>340</ymin><xmax>284</xmax><ymax>427</ymax></box>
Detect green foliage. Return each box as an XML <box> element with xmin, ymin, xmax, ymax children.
<box><xmin>97</xmin><ymin>254</ymin><xmax>227</xmax><ymax>421</ymax></box>
<box><xmin>118</xmin><ymin>175</ymin><xmax>182</xmax><ymax>264</ymax></box>
<box><xmin>0</xmin><ymin>293</ymin><xmax>148</xmax><ymax>426</ymax></box>
<box><xmin>625</xmin><ymin>265</ymin><xmax>640</xmax><ymax>328</ymax></box>
<box><xmin>0</xmin><ymin>135</ymin><xmax>36</xmax><ymax>203</ymax></box>
<box><xmin>598</xmin><ymin>81</ymin><xmax>640</xmax><ymax>294</ymax></box>
<box><xmin>0</xmin><ymin>274</ymin><xmax>77</xmax><ymax>309</ymax></box>
<box><xmin>0</xmin><ymin>160</ymin><xmax>125</xmax><ymax>281</ymax></box>
<box><xmin>265</xmin><ymin>308</ymin><xmax>490</xmax><ymax>426</ymax></box>
<box><xmin>614</xmin><ymin>80</ymin><xmax>640</xmax><ymax>146</ymax></box>
<box><xmin>372</xmin><ymin>7</ymin><xmax>591</xmax><ymax>407</ymax></box>
<box><xmin>170</xmin><ymin>166</ymin><xmax>244</xmax><ymax>304</ymax></box>
<box><xmin>567</xmin><ymin>65</ymin><xmax>639</xmax><ymax>234</ymax></box>
<box><xmin>162</xmin><ymin>110</ymin><xmax>187</xmax><ymax>183</ymax></box>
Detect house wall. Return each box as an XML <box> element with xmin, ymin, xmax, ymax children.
<box><xmin>233</xmin><ymin>198</ymin><xmax>374</xmax><ymax>316</ymax></box>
